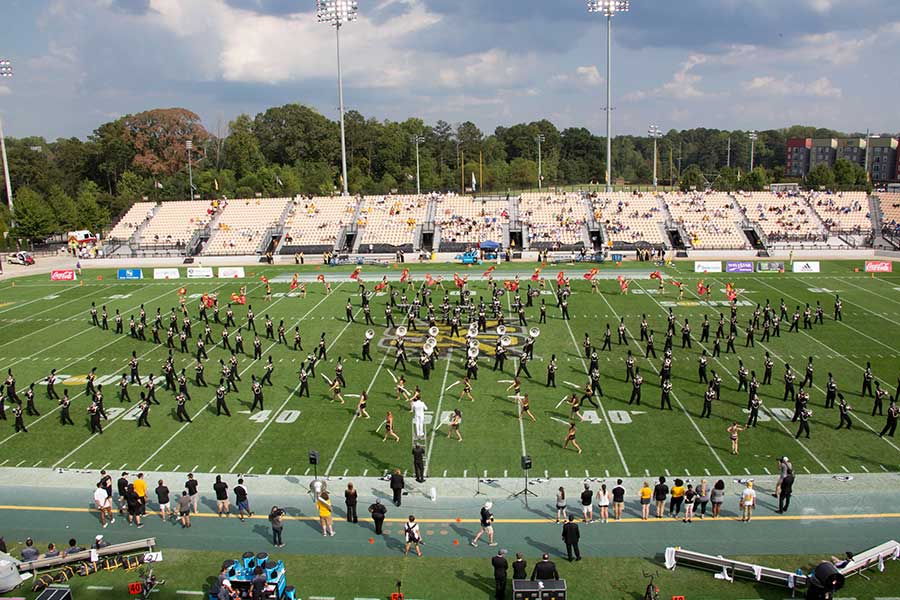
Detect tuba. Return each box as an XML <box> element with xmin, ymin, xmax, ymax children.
<box><xmin>529</xmin><ymin>327</ymin><xmax>541</xmax><ymax>338</ymax></box>
<box><xmin>428</xmin><ymin>326</ymin><xmax>439</xmax><ymax>337</ymax></box>
<box><xmin>500</xmin><ymin>335</ymin><xmax>512</xmax><ymax>347</ymax></box>
<box><xmin>496</xmin><ymin>324</ymin><xmax>507</xmax><ymax>336</ymax></box>
<box><xmin>395</xmin><ymin>325</ymin><xmax>408</xmax><ymax>338</ymax></box>
<box><xmin>365</xmin><ymin>329</ymin><xmax>375</xmax><ymax>340</ymax></box>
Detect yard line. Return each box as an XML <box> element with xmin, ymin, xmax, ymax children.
<box><xmin>764</xmin><ymin>467</ymin><xmax>771</xmax><ymax>475</ymax></box>
<box><xmin>33</xmin><ymin>460</ymin><xmax>42</xmax><ymax>467</ymax></box>
<box><xmin>842</xmin><ymin>278</ymin><xmax>900</xmax><ymax>309</ymax></box>
<box><xmin>265</xmin><ymin>467</ymin><xmax>272</xmax><ymax>475</ymax></box>
<box><xmin>704</xmin><ymin>468</ymin><xmax>711</xmax><ymax>476</ymax></box>
<box><xmin>551</xmin><ymin>282</ymin><xmax>629</xmax><ymax>476</ymax></box>
<box><xmin>0</xmin><ymin>282</ymin><xmax>98</xmax><ymax>318</ymax></box>
<box><xmin>424</xmin><ymin>350</ymin><xmax>455</xmax><ymax>477</ymax></box>
<box><xmin>599</xmin><ymin>282</ymin><xmax>731</xmax><ymax>475</ymax></box>
<box><xmin>141</xmin><ymin>285</ymin><xmax>340</xmax><ymax>472</ymax></box>
<box><xmin>840</xmin><ymin>465</ymin><xmax>850</xmax><ymax>473</ymax></box>
<box><xmin>192</xmin><ymin>465</ymin><xmax>199</xmax><ymax>473</ymax></box>
<box><xmin>860</xmin><ymin>465</ymin><xmax>869</xmax><ymax>472</ymax></box>
<box><xmin>285</xmin><ymin>468</ymin><xmax>291</xmax><ymax>475</ymax></box>
<box><xmin>15</xmin><ymin>460</ymin><xmax>25</xmax><ymax>467</ymax></box>
<box><xmin>156</xmin><ymin>464</ymin><xmax>164</xmax><ymax>471</ymax></box>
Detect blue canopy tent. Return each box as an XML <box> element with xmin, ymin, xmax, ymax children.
<box><xmin>480</xmin><ymin>240</ymin><xmax>501</xmax><ymax>250</ymax></box>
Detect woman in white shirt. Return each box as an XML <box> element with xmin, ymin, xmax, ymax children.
<box><xmin>555</xmin><ymin>487</ymin><xmax>567</xmax><ymax>523</ymax></box>
<box><xmin>404</xmin><ymin>515</ymin><xmax>422</xmax><ymax>557</ymax></box>
<box><xmin>596</xmin><ymin>483</ymin><xmax>611</xmax><ymax>524</ymax></box>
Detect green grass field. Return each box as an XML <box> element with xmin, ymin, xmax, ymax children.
<box><xmin>1</xmin><ymin>260</ymin><xmax>899</xmax><ymax>479</ymax></box>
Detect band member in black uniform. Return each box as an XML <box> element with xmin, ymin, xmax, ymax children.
<box><xmin>763</xmin><ymin>352</ymin><xmax>774</xmax><ymax>385</ymax></box>
<box><xmin>385</xmin><ymin>305</ymin><xmax>396</xmax><ymax>328</ymax></box>
<box><xmin>560</xmin><ymin>297</ymin><xmax>570</xmax><ymax>320</ymax></box>
<box><xmin>788</xmin><ymin>307</ymin><xmax>800</xmax><ymax>333</ymax></box>
<box><xmin>517</xmin><ymin>304</ymin><xmax>527</xmax><ymax>326</ymax></box>
<box><xmin>600</xmin><ymin>325</ymin><xmax>612</xmax><ymax>351</ymax></box>
<box><xmin>546</xmin><ymin>354</ymin><xmax>557</xmax><ymax>388</ymax></box>
<box><xmin>100</xmin><ymin>305</ymin><xmax>109</xmax><ymax>329</ymax></box>
<box><xmin>362</xmin><ymin>334</ymin><xmax>372</xmax><ymax>361</ymax></box>
<box><xmin>516</xmin><ymin>353</ymin><xmax>532</xmax><ymax>378</ymax></box>
<box><xmin>306</xmin><ymin>352</ymin><xmax>318</xmax><ymax>378</ymax></box>
<box><xmin>873</xmin><ymin>382</ymin><xmax>887</xmax><ymax>416</ymax></box>
<box><xmin>629</xmin><ymin>369</ymin><xmax>643</xmax><ymax>405</ymax></box>
<box><xmin>760</xmin><ymin>316</ymin><xmax>771</xmax><ymax>343</ymax></box>
<box><xmin>234</xmin><ymin>328</ymin><xmax>245</xmax><ymax>355</ymax></box>
<box><xmin>747</xmin><ymin>393</ymin><xmax>761</xmax><ymax>427</ymax></box>
<box><xmin>582</xmin><ymin>333</ymin><xmax>591</xmax><ymax>359</ymax></box>
<box><xmin>94</xmin><ymin>384</ymin><xmax>107</xmax><ymax>419</ymax></box>
<box><xmin>725</xmin><ymin>331</ymin><xmax>736</xmax><ymax>354</ymax></box>
<box><xmin>660</xmin><ymin>353</ymin><xmax>673</xmax><ymax>383</ymax></box>
<box><xmin>681</xmin><ymin>321</ymin><xmax>692</xmax><ymax>349</ymax></box>
<box><xmin>253</xmin><ymin>335</ymin><xmax>262</xmax><ymax>360</ymax></box>
<box><xmin>624</xmin><ymin>350</ymin><xmax>635</xmax><ymax>382</ymax></box>
<box><xmin>737</xmin><ymin>360</ymin><xmax>749</xmax><ymax>392</ymax></box>
<box><xmin>419</xmin><ymin>353</ymin><xmax>431</xmax><ymax>380</ymax></box>
<box><xmin>114</xmin><ymin>310</ymin><xmax>123</xmax><ymax>334</ymax></box>
<box><xmin>137</xmin><ymin>394</ymin><xmax>151</xmax><ymax>428</ymax></box>
<box><xmin>318</xmin><ymin>333</ymin><xmax>328</xmax><ymax>361</ymax></box>
<box><xmin>46</xmin><ymin>369</ymin><xmax>60</xmax><ymax>400</ymax></box>
<box><xmin>178</xmin><ymin>369</ymin><xmax>191</xmax><ymax>400</ymax></box>
<box><xmin>589</xmin><ymin>367</ymin><xmax>603</xmax><ymax>398</ymax></box>
<box><xmin>836</xmin><ymin>394</ymin><xmax>852</xmax><ymax>429</ymax></box>
<box><xmin>246</xmin><ymin>306</ymin><xmax>256</xmax><ymax>332</ymax></box>
<box><xmin>639</xmin><ymin>315</ymin><xmax>649</xmax><ymax>342</ymax></box>
<box><xmin>60</xmin><ymin>390</ymin><xmax>74</xmax><ymax>425</ymax></box>
<box><xmin>145</xmin><ymin>375</ymin><xmax>158</xmax><ymax>405</ymax></box>
<box><xmin>743</xmin><ymin>320</ymin><xmax>754</xmax><ymax>348</ymax></box>
<box><xmin>88</xmin><ymin>400</ymin><xmax>103</xmax><ymax>434</ymax></box>
<box><xmin>297</xmin><ymin>364</ymin><xmax>310</xmax><ymax>397</ymax></box>
<box><xmin>91</xmin><ymin>302</ymin><xmax>99</xmax><ymax>326</ymax></box>
<box><xmin>711</xmin><ymin>371</ymin><xmax>722</xmax><ymax>400</ymax></box>
<box><xmin>179</xmin><ymin>330</ymin><xmax>189</xmax><ymax>353</ymax></box>
<box><xmin>213</xmin><ymin>302</ymin><xmax>221</xmax><ymax>324</ymax></box>
<box><xmin>136</xmin><ymin>319</ymin><xmax>146</xmax><ymax>341</ymax></box>
<box><xmin>260</xmin><ymin>356</ymin><xmax>274</xmax><ymax>386</ymax></box>
<box><xmin>120</xmin><ymin>374</ymin><xmax>131</xmax><ymax>402</ymax></box>
<box><xmin>261</xmin><ymin>315</ymin><xmax>272</xmax><ymax>340</ymax></box>
<box><xmin>700</xmin><ymin>385</ymin><xmax>715</xmax><ymax>418</ymax></box>
<box><xmin>772</xmin><ymin>315</ymin><xmax>781</xmax><ymax>337</ymax></box>
<box><xmin>522</xmin><ymin>335</ymin><xmax>535</xmax><ymax>360</ymax></box>
<box><xmin>85</xmin><ymin>367</ymin><xmax>97</xmax><ymax>398</ymax></box>
<box><xmin>152</xmin><ymin>323</ymin><xmax>161</xmax><ymax>344</ymax></box>
<box><xmin>394</xmin><ymin>345</ymin><xmax>407</xmax><ymax>371</ymax></box>
<box><xmin>163</xmin><ymin>358</ymin><xmax>176</xmax><ymax>391</ymax></box>
<box><xmin>166</xmin><ymin>326</ymin><xmax>176</xmax><ymax>349</ymax></box>
<box><xmin>23</xmin><ymin>383</ymin><xmax>38</xmax><ymax>416</ymax></box>
<box><xmin>364</xmin><ymin>303</ymin><xmax>375</xmax><ymax>326</ymax></box>
<box><xmin>277</xmin><ymin>320</ymin><xmax>287</xmax><ymax>344</ymax></box>
<box><xmin>539</xmin><ymin>300</ymin><xmax>547</xmax><ymax>324</ymax></box>
<box><xmin>698</xmin><ymin>351</ymin><xmax>708</xmax><ymax>384</ymax></box>
<box><xmin>861</xmin><ymin>362</ymin><xmax>874</xmax><ymax>397</ymax></box>
<box><xmin>176</xmin><ymin>392</ymin><xmax>191</xmax><ymax>423</ymax></box>
<box><xmin>588</xmin><ymin>350</ymin><xmax>599</xmax><ymax>373</ymax></box>
<box><xmin>748</xmin><ymin>371</ymin><xmax>760</xmax><ymax>409</ymax></box>
<box><xmin>795</xmin><ymin>407</ymin><xmax>811</xmax><ymax>439</ymax></box>
<box><xmin>195</xmin><ymin>360</ymin><xmax>207</xmax><ymax>387</ymax></box>
<box><xmin>645</xmin><ymin>331</ymin><xmax>657</xmax><ymax>359</ymax></box>
<box><xmin>660</xmin><ymin>379</ymin><xmax>673</xmax><ymax>410</ymax></box>
<box><xmin>783</xmin><ymin>365</ymin><xmax>796</xmax><ymax>402</ymax></box>
<box><xmin>229</xmin><ymin>355</ymin><xmax>240</xmax><ymax>382</ymax></box>
<box><xmin>129</xmin><ymin>316</ymin><xmax>138</xmax><ymax>339</ymax></box>
<box><xmin>824</xmin><ymin>372</ymin><xmax>837</xmax><ymax>408</ymax></box>
<box><xmin>792</xmin><ymin>387</ymin><xmax>809</xmax><ymax>422</ymax></box>
<box><xmin>11</xmin><ymin>404</ymin><xmax>27</xmax><ymax>433</ymax></box>
<box><xmin>879</xmin><ymin>401</ymin><xmax>898</xmax><ymax>438</ymax></box>
<box><xmin>699</xmin><ymin>315</ymin><xmax>710</xmax><ymax>343</ymax></box>
<box><xmin>335</xmin><ymin>357</ymin><xmax>346</xmax><ymax>387</ymax></box>
<box><xmin>802</xmin><ymin>304</ymin><xmax>812</xmax><ymax>330</ymax></box>
<box><xmin>215</xmin><ymin>379</ymin><xmax>231</xmax><ymax>416</ymax></box>
<box><xmin>250</xmin><ymin>375</ymin><xmax>264</xmax><ymax>412</ymax></box>
<box><xmin>493</xmin><ymin>341</ymin><xmax>506</xmax><ymax>372</ymax></box>
<box><xmin>196</xmin><ymin>336</ymin><xmax>208</xmax><ymax>360</ymax></box>
<box><xmin>833</xmin><ymin>295</ymin><xmax>842</xmax><ymax>321</ymax></box>
<box><xmin>293</xmin><ymin>327</ymin><xmax>303</xmax><ymax>351</ymax></box>
<box><xmin>618</xmin><ymin>318</ymin><xmax>628</xmax><ymax>345</ymax></box>
<box><xmin>814</xmin><ymin>301</ymin><xmax>824</xmax><ymax>325</ymax></box>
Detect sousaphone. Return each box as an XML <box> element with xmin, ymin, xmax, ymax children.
<box><xmin>395</xmin><ymin>325</ymin><xmax>407</xmax><ymax>338</ymax></box>
<box><xmin>496</xmin><ymin>324</ymin><xmax>507</xmax><ymax>336</ymax></box>
<box><xmin>468</xmin><ymin>346</ymin><xmax>480</xmax><ymax>358</ymax></box>
<box><xmin>428</xmin><ymin>326</ymin><xmax>439</xmax><ymax>337</ymax></box>
<box><xmin>365</xmin><ymin>329</ymin><xmax>375</xmax><ymax>340</ymax></box>
<box><xmin>529</xmin><ymin>327</ymin><xmax>541</xmax><ymax>338</ymax></box>
<box><xmin>500</xmin><ymin>335</ymin><xmax>512</xmax><ymax>347</ymax></box>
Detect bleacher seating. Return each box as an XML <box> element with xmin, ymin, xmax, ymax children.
<box><xmin>359</xmin><ymin>194</ymin><xmax>429</xmax><ymax>251</ymax></box>
<box><xmin>139</xmin><ymin>200</ymin><xmax>218</xmax><ymax>248</ymax></box>
<box><xmin>203</xmin><ymin>197</ymin><xmax>291</xmax><ymax>255</ymax></box>
<box><xmin>108</xmin><ymin>202</ymin><xmax>156</xmax><ymax>242</ymax></box>
<box><xmin>733</xmin><ymin>192</ymin><xmax>824</xmax><ymax>243</ymax></box>
<box><xmin>878</xmin><ymin>192</ymin><xmax>900</xmax><ymax>238</ymax></box>
<box><xmin>590</xmin><ymin>192</ymin><xmax>666</xmax><ymax>246</ymax></box>
<box><xmin>281</xmin><ymin>197</ymin><xmax>358</xmax><ymax>252</ymax></box>
<box><xmin>808</xmin><ymin>191</ymin><xmax>872</xmax><ymax>233</ymax></box>
<box><xmin>519</xmin><ymin>193</ymin><xmax>587</xmax><ymax>248</ymax></box>
<box><xmin>665</xmin><ymin>192</ymin><xmax>749</xmax><ymax>249</ymax></box>
<box><xmin>435</xmin><ymin>196</ymin><xmax>508</xmax><ymax>249</ymax></box>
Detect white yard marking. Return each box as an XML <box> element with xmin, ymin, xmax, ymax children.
<box><xmin>803</xmin><ymin>466</ymin><xmax>810</xmax><ymax>474</ymax></box>
<box><xmin>704</xmin><ymin>468</ymin><xmax>711</xmax><ymax>476</ymax></box>
<box><xmin>860</xmin><ymin>465</ymin><xmax>869</xmax><ymax>472</ymax></box>
<box><xmin>425</xmin><ymin>350</ymin><xmax>456</xmax><ymax>477</ymax></box>
<box><xmin>266</xmin><ymin>467</ymin><xmax>272</xmax><ymax>475</ymax></box>
<box><xmin>764</xmin><ymin>467</ymin><xmax>771</xmax><ymax>475</ymax></box>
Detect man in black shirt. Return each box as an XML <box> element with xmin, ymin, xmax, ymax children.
<box><xmin>213</xmin><ymin>475</ymin><xmax>229</xmax><ymax>517</ymax></box>
<box><xmin>512</xmin><ymin>553</ymin><xmax>527</xmax><ymax>580</ymax></box>
<box><xmin>155</xmin><ymin>479</ymin><xmax>171</xmax><ymax>521</ymax></box>
<box><xmin>185</xmin><ymin>473</ymin><xmax>200</xmax><ymax>513</ymax></box>
<box><xmin>491</xmin><ymin>549</ymin><xmax>509</xmax><ymax>600</ymax></box>
<box><xmin>412</xmin><ymin>443</ymin><xmax>425</xmax><ymax>483</ymax></box>
<box><xmin>368</xmin><ymin>499</ymin><xmax>387</xmax><ymax>535</ymax></box>
<box><xmin>777</xmin><ymin>470</ymin><xmax>794</xmax><ymax>513</ymax></box>
<box><xmin>562</xmin><ymin>515</ymin><xmax>581</xmax><ymax>561</ymax></box>
<box><xmin>117</xmin><ymin>472</ymin><xmax>130</xmax><ymax>515</ymax></box>
<box><xmin>234</xmin><ymin>478</ymin><xmax>251</xmax><ymax>521</ymax></box>
<box><xmin>531</xmin><ymin>554</ymin><xmax>559</xmax><ymax>581</ymax></box>
<box><xmin>389</xmin><ymin>469</ymin><xmax>404</xmax><ymax>506</ymax></box>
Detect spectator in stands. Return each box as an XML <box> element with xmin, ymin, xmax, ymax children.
<box><xmin>21</xmin><ymin>537</ymin><xmax>39</xmax><ymax>561</ymax></box>
<box><xmin>63</xmin><ymin>538</ymin><xmax>84</xmax><ymax>557</ymax></box>
<box><xmin>44</xmin><ymin>543</ymin><xmax>60</xmax><ymax>558</ymax></box>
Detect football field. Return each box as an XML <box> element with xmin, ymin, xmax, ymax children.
<box><xmin>1</xmin><ymin>260</ymin><xmax>899</xmax><ymax>481</ymax></box>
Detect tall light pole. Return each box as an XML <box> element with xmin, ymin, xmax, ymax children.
<box><xmin>648</xmin><ymin>125</ymin><xmax>662</xmax><ymax>189</ymax></box>
<box><xmin>185</xmin><ymin>139</ymin><xmax>194</xmax><ymax>199</ymax></box>
<box><xmin>0</xmin><ymin>58</ymin><xmax>13</xmax><ymax>212</ymax></box>
<box><xmin>317</xmin><ymin>0</ymin><xmax>357</xmax><ymax>197</ymax></box>
<box><xmin>588</xmin><ymin>0</ymin><xmax>629</xmax><ymax>193</ymax></box>
<box><xmin>748</xmin><ymin>130</ymin><xmax>758</xmax><ymax>172</ymax></box>
<box><xmin>535</xmin><ymin>134</ymin><xmax>545</xmax><ymax>190</ymax></box>
<box><xmin>411</xmin><ymin>134</ymin><xmax>424</xmax><ymax>195</ymax></box>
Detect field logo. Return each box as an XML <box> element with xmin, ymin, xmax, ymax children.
<box><xmin>153</xmin><ymin>268</ymin><xmax>181</xmax><ymax>280</ymax></box>
<box><xmin>218</xmin><ymin>267</ymin><xmax>246</xmax><ymax>279</ymax></box>
<box><xmin>187</xmin><ymin>267</ymin><xmax>214</xmax><ymax>279</ymax></box>
<box><xmin>726</xmin><ymin>261</ymin><xmax>753</xmax><ymax>273</ymax></box>
<box><xmin>693</xmin><ymin>261</ymin><xmax>722</xmax><ymax>273</ymax></box>
<box><xmin>50</xmin><ymin>269</ymin><xmax>77</xmax><ymax>281</ymax></box>
<box><xmin>792</xmin><ymin>261</ymin><xmax>820</xmax><ymax>273</ymax></box>
<box><xmin>865</xmin><ymin>260</ymin><xmax>892</xmax><ymax>273</ymax></box>
<box><xmin>117</xmin><ymin>268</ymin><xmax>143</xmax><ymax>280</ymax></box>
<box><xmin>756</xmin><ymin>261</ymin><xmax>784</xmax><ymax>273</ymax></box>
<box><xmin>378</xmin><ymin>320</ymin><xmax>525</xmax><ymax>357</ymax></box>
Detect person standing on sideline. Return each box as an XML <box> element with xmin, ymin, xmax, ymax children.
<box><xmin>562</xmin><ymin>515</ymin><xmax>581</xmax><ymax>561</ymax></box>
<box><xmin>596</xmin><ymin>483</ymin><xmax>610</xmax><ymax>524</ymax></box>
<box><xmin>412</xmin><ymin>443</ymin><xmax>426</xmax><ymax>483</ymax></box>
<box><xmin>774</xmin><ymin>457</ymin><xmax>791</xmax><ymax>498</ymax></box>
<box><xmin>512</xmin><ymin>553</ymin><xmax>528</xmax><ymax>580</ymax></box>
<box><xmin>531</xmin><ymin>554</ymin><xmax>560</xmax><ymax>581</ymax></box>
<box><xmin>155</xmin><ymin>479</ymin><xmax>170</xmax><ymax>522</ymax></box>
<box><xmin>344</xmin><ymin>483</ymin><xmax>358</xmax><ymax>523</ymax></box>
<box><xmin>368</xmin><ymin>498</ymin><xmax>387</xmax><ymax>534</ymax></box>
<box><xmin>133</xmin><ymin>473</ymin><xmax>148</xmax><ymax>516</ymax></box>
<box><xmin>234</xmin><ymin>479</ymin><xmax>251</xmax><ymax>521</ymax></box>
<box><xmin>653</xmin><ymin>477</ymin><xmax>669</xmax><ymax>519</ymax></box>
<box><xmin>268</xmin><ymin>506</ymin><xmax>285</xmax><ymax>547</ymax></box>
<box><xmin>185</xmin><ymin>473</ymin><xmax>200</xmax><ymax>514</ymax></box>
<box><xmin>176</xmin><ymin>491</ymin><xmax>192</xmax><ymax>528</ymax></box>
<box><xmin>669</xmin><ymin>479</ymin><xmax>685</xmax><ymax>519</ymax></box>
<box><xmin>94</xmin><ymin>482</ymin><xmax>114</xmax><ymax>528</ymax></box>
<box><xmin>639</xmin><ymin>481</ymin><xmax>652</xmax><ymax>520</ymax></box>
<box><xmin>471</xmin><ymin>501</ymin><xmax>497</xmax><ymax>547</ymax></box>
<box><xmin>580</xmin><ymin>483</ymin><xmax>594</xmax><ymax>523</ymax></box>
<box><xmin>317</xmin><ymin>491</ymin><xmax>335</xmax><ymax>537</ymax></box>
<box><xmin>390</xmin><ymin>469</ymin><xmax>405</xmax><ymax>506</ymax></box>
<box><xmin>777</xmin><ymin>470</ymin><xmax>795</xmax><ymax>513</ymax></box>
<box><xmin>213</xmin><ymin>475</ymin><xmax>229</xmax><ymax>517</ymax></box>
<box><xmin>404</xmin><ymin>515</ymin><xmax>422</xmax><ymax>556</ymax></box>
<box><xmin>710</xmin><ymin>480</ymin><xmax>726</xmax><ymax>518</ymax></box>
<box><xmin>697</xmin><ymin>479</ymin><xmax>710</xmax><ymax>519</ymax></box>
<box><xmin>683</xmin><ymin>484</ymin><xmax>696</xmax><ymax>523</ymax></box>
<box><xmin>491</xmin><ymin>548</ymin><xmax>509</xmax><ymax>600</ymax></box>
<box><xmin>555</xmin><ymin>487</ymin><xmax>567</xmax><ymax>523</ymax></box>
<box><xmin>740</xmin><ymin>481</ymin><xmax>757</xmax><ymax>522</ymax></box>
<box><xmin>612</xmin><ymin>479</ymin><xmax>626</xmax><ymax>521</ymax></box>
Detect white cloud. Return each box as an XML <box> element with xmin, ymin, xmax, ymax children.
<box><xmin>575</xmin><ymin>65</ymin><xmax>603</xmax><ymax>86</ymax></box>
<box><xmin>742</xmin><ymin>75</ymin><xmax>842</xmax><ymax>98</ymax></box>
<box><xmin>625</xmin><ymin>54</ymin><xmax>708</xmax><ymax>101</ymax></box>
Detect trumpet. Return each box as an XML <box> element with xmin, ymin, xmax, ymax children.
<box><xmin>529</xmin><ymin>327</ymin><xmax>541</xmax><ymax>338</ymax></box>
<box><xmin>496</xmin><ymin>325</ymin><xmax>507</xmax><ymax>336</ymax></box>
<box><xmin>365</xmin><ymin>329</ymin><xmax>375</xmax><ymax>340</ymax></box>
<box><xmin>500</xmin><ymin>335</ymin><xmax>512</xmax><ymax>347</ymax></box>
<box><xmin>428</xmin><ymin>326</ymin><xmax>439</xmax><ymax>337</ymax></box>
<box><xmin>395</xmin><ymin>326</ymin><xmax>407</xmax><ymax>338</ymax></box>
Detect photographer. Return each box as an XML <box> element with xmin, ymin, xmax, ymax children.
<box><xmin>268</xmin><ymin>506</ymin><xmax>285</xmax><ymax>548</ymax></box>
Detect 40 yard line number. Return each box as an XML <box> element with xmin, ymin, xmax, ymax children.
<box><xmin>248</xmin><ymin>409</ymin><xmax>301</xmax><ymax>424</ymax></box>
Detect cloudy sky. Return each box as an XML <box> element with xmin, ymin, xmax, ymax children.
<box><xmin>2</xmin><ymin>0</ymin><xmax>900</xmax><ymax>140</ymax></box>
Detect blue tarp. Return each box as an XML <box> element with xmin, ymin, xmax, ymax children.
<box><xmin>480</xmin><ymin>240</ymin><xmax>500</xmax><ymax>250</ymax></box>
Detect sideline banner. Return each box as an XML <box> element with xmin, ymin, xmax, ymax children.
<box><xmin>865</xmin><ymin>260</ymin><xmax>892</xmax><ymax>273</ymax></box>
<box><xmin>117</xmin><ymin>268</ymin><xmax>143</xmax><ymax>280</ymax></box>
<box><xmin>756</xmin><ymin>261</ymin><xmax>784</xmax><ymax>272</ymax></box>
<box><xmin>187</xmin><ymin>267</ymin><xmax>214</xmax><ymax>279</ymax></box>
<box><xmin>726</xmin><ymin>261</ymin><xmax>753</xmax><ymax>273</ymax></box>
<box><xmin>218</xmin><ymin>267</ymin><xmax>246</xmax><ymax>279</ymax></box>
<box><xmin>792</xmin><ymin>261</ymin><xmax>820</xmax><ymax>273</ymax></box>
<box><xmin>694</xmin><ymin>261</ymin><xmax>722</xmax><ymax>273</ymax></box>
<box><xmin>50</xmin><ymin>269</ymin><xmax>77</xmax><ymax>281</ymax></box>
<box><xmin>153</xmin><ymin>268</ymin><xmax>181</xmax><ymax>280</ymax></box>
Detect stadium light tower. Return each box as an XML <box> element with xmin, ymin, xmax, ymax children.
<box><xmin>185</xmin><ymin>139</ymin><xmax>194</xmax><ymax>199</ymax></box>
<box><xmin>317</xmin><ymin>0</ymin><xmax>358</xmax><ymax>197</ymax></box>
<box><xmin>410</xmin><ymin>134</ymin><xmax>425</xmax><ymax>195</ymax></box>
<box><xmin>588</xmin><ymin>0</ymin><xmax>630</xmax><ymax>193</ymax></box>
<box><xmin>648</xmin><ymin>124</ymin><xmax>662</xmax><ymax>189</ymax></box>
<box><xmin>0</xmin><ymin>58</ymin><xmax>13</xmax><ymax>211</ymax></box>
<box><xmin>535</xmin><ymin>134</ymin><xmax>545</xmax><ymax>190</ymax></box>
<box><xmin>748</xmin><ymin>130</ymin><xmax>758</xmax><ymax>172</ymax></box>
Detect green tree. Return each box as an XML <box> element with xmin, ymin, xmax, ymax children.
<box><xmin>12</xmin><ymin>187</ymin><xmax>55</xmax><ymax>240</ymax></box>
<box><xmin>833</xmin><ymin>158</ymin><xmax>866</xmax><ymax>187</ymax></box>
<box><xmin>47</xmin><ymin>185</ymin><xmax>79</xmax><ymax>231</ymax></box>
<box><xmin>743</xmin><ymin>166</ymin><xmax>771</xmax><ymax>191</ymax></box>
<box><xmin>679</xmin><ymin>165</ymin><xmax>706</xmax><ymax>191</ymax></box>
<box><xmin>225</xmin><ymin>114</ymin><xmax>265</xmax><ymax>179</ymax></box>
<box><xmin>75</xmin><ymin>181</ymin><xmax>110</xmax><ymax>232</ymax></box>
<box><xmin>806</xmin><ymin>164</ymin><xmax>836</xmax><ymax>189</ymax></box>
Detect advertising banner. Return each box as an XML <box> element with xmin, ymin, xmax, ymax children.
<box><xmin>726</xmin><ymin>261</ymin><xmax>754</xmax><ymax>273</ymax></box>
<box><xmin>693</xmin><ymin>261</ymin><xmax>722</xmax><ymax>273</ymax></box>
<box><xmin>756</xmin><ymin>261</ymin><xmax>785</xmax><ymax>272</ymax></box>
<box><xmin>218</xmin><ymin>267</ymin><xmax>246</xmax><ymax>279</ymax></box>
<box><xmin>187</xmin><ymin>267</ymin><xmax>214</xmax><ymax>279</ymax></box>
<box><xmin>153</xmin><ymin>268</ymin><xmax>181</xmax><ymax>280</ymax></box>
<box><xmin>792</xmin><ymin>261</ymin><xmax>821</xmax><ymax>273</ymax></box>
<box><xmin>865</xmin><ymin>260</ymin><xmax>893</xmax><ymax>273</ymax></box>
<box><xmin>117</xmin><ymin>268</ymin><xmax>143</xmax><ymax>280</ymax></box>
<box><xmin>50</xmin><ymin>269</ymin><xmax>77</xmax><ymax>281</ymax></box>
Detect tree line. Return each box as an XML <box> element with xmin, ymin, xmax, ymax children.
<box><xmin>0</xmin><ymin>104</ymin><xmax>882</xmax><ymax>242</ymax></box>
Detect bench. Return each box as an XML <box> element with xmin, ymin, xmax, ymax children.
<box><xmin>665</xmin><ymin>546</ymin><xmax>808</xmax><ymax>590</ymax></box>
<box><xmin>836</xmin><ymin>540</ymin><xmax>900</xmax><ymax>579</ymax></box>
<box><xmin>17</xmin><ymin>538</ymin><xmax>157</xmax><ymax>574</ymax></box>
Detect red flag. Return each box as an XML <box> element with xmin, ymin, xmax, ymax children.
<box><xmin>649</xmin><ymin>271</ymin><xmax>662</xmax><ymax>280</ymax></box>
<box><xmin>400</xmin><ymin>268</ymin><xmax>410</xmax><ymax>283</ymax></box>
<box><xmin>531</xmin><ymin>268</ymin><xmax>541</xmax><ymax>282</ymax></box>
<box><xmin>583</xmin><ymin>268</ymin><xmax>599</xmax><ymax>280</ymax></box>
<box><xmin>482</xmin><ymin>266</ymin><xmax>496</xmax><ymax>278</ymax></box>
<box><xmin>668</xmin><ymin>280</ymin><xmax>682</xmax><ymax>287</ymax></box>
<box><xmin>556</xmin><ymin>271</ymin><xmax>566</xmax><ymax>286</ymax></box>
<box><xmin>316</xmin><ymin>274</ymin><xmax>326</xmax><ymax>283</ymax></box>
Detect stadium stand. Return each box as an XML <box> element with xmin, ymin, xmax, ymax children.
<box><xmin>664</xmin><ymin>192</ymin><xmax>750</xmax><ymax>249</ymax></box>
<box><xmin>590</xmin><ymin>192</ymin><xmax>667</xmax><ymax>247</ymax></box>
<box><xmin>808</xmin><ymin>191</ymin><xmax>872</xmax><ymax>233</ymax></box>
<box><xmin>519</xmin><ymin>192</ymin><xmax>587</xmax><ymax>249</ymax></box>
<box><xmin>138</xmin><ymin>200</ymin><xmax>219</xmax><ymax>249</ymax></box>
<box><xmin>878</xmin><ymin>192</ymin><xmax>900</xmax><ymax>242</ymax></box>
<box><xmin>203</xmin><ymin>197</ymin><xmax>292</xmax><ymax>256</ymax></box>
<box><xmin>733</xmin><ymin>191</ymin><xmax>825</xmax><ymax>243</ymax></box>
<box><xmin>280</xmin><ymin>197</ymin><xmax>358</xmax><ymax>254</ymax></box>
<box><xmin>107</xmin><ymin>201</ymin><xmax>156</xmax><ymax>242</ymax></box>
<box><xmin>358</xmin><ymin>194</ymin><xmax>429</xmax><ymax>253</ymax></box>
<box><xmin>435</xmin><ymin>196</ymin><xmax>509</xmax><ymax>251</ymax></box>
